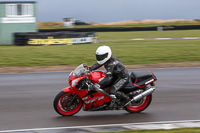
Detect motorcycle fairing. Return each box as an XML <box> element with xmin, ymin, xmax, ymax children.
<box><xmin>62</xmin><ymin>87</ymin><xmax>75</xmax><ymax>93</ymax></box>
<box><xmin>62</xmin><ymin>86</ymin><xmax>111</xmax><ymax>111</ymax></box>
<box><xmin>68</xmin><ymin>71</ymin><xmax>90</xmax><ymax>89</ymax></box>
<box><xmin>82</xmin><ymin>91</ymin><xmax>111</xmax><ymax>110</ymax></box>
<box><xmin>90</xmin><ymin>71</ymin><xmax>106</xmax><ymax>84</ymax></box>
<box><xmin>65</xmin><ymin>70</ymin><xmax>111</xmax><ymax>111</ymax></box>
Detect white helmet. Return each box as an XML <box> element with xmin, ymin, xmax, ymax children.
<box><xmin>96</xmin><ymin>46</ymin><xmax>112</xmax><ymax>65</ymax></box>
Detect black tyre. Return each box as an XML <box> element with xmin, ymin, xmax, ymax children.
<box><xmin>125</xmin><ymin>89</ymin><xmax>152</xmax><ymax>113</ymax></box>
<box><xmin>53</xmin><ymin>91</ymin><xmax>82</xmax><ymax>116</ymax></box>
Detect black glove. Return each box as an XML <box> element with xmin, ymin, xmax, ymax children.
<box><xmin>88</xmin><ymin>67</ymin><xmax>92</xmax><ymax>72</ymax></box>
<box><xmin>91</xmin><ymin>83</ymin><xmax>100</xmax><ymax>91</ymax></box>
<box><xmin>94</xmin><ymin>83</ymin><xmax>100</xmax><ymax>89</ymax></box>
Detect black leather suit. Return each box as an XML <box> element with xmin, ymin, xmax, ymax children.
<box><xmin>90</xmin><ymin>55</ymin><xmax>129</xmax><ymax>96</ymax></box>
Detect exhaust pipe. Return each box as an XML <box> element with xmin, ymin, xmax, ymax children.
<box><xmin>125</xmin><ymin>87</ymin><xmax>155</xmax><ymax>106</ymax></box>
<box><xmin>133</xmin><ymin>87</ymin><xmax>155</xmax><ymax>102</ymax></box>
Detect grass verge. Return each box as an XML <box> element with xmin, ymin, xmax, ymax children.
<box><xmin>0</xmin><ymin>30</ymin><xmax>200</xmax><ymax>67</ymax></box>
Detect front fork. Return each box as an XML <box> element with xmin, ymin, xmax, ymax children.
<box><xmin>62</xmin><ymin>87</ymin><xmax>79</xmax><ymax>106</ymax></box>
<box><xmin>67</xmin><ymin>94</ymin><xmax>78</xmax><ymax>106</ymax></box>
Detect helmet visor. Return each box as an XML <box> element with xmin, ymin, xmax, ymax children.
<box><xmin>96</xmin><ymin>53</ymin><xmax>108</xmax><ymax>61</ymax></box>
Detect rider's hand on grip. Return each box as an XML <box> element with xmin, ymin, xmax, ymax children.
<box><xmin>94</xmin><ymin>83</ymin><xmax>100</xmax><ymax>89</ymax></box>
<box><xmin>91</xmin><ymin>83</ymin><xmax>100</xmax><ymax>91</ymax></box>
<box><xmin>88</xmin><ymin>67</ymin><xmax>92</xmax><ymax>72</ymax></box>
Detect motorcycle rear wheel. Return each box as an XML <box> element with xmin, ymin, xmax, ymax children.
<box><xmin>53</xmin><ymin>91</ymin><xmax>82</xmax><ymax>116</ymax></box>
<box><xmin>125</xmin><ymin>89</ymin><xmax>152</xmax><ymax>113</ymax></box>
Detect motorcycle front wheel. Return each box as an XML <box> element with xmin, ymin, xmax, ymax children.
<box><xmin>53</xmin><ymin>91</ymin><xmax>82</xmax><ymax>116</ymax></box>
<box><xmin>124</xmin><ymin>89</ymin><xmax>152</xmax><ymax>113</ymax></box>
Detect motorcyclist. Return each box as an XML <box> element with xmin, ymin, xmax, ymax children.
<box><xmin>89</xmin><ymin>45</ymin><xmax>130</xmax><ymax>106</ymax></box>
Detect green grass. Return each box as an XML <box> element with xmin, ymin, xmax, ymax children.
<box><xmin>98</xmin><ymin>30</ymin><xmax>200</xmax><ymax>40</ymax></box>
<box><xmin>0</xmin><ymin>30</ymin><xmax>200</xmax><ymax>67</ymax></box>
<box><xmin>103</xmin><ymin>128</ymin><xmax>200</xmax><ymax>133</ymax></box>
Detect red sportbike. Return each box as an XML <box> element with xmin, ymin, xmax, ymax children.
<box><xmin>54</xmin><ymin>63</ymin><xmax>157</xmax><ymax>116</ymax></box>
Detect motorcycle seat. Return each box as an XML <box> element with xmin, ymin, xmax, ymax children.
<box><xmin>122</xmin><ymin>71</ymin><xmax>154</xmax><ymax>93</ymax></box>
<box><xmin>131</xmin><ymin>71</ymin><xmax>152</xmax><ymax>80</ymax></box>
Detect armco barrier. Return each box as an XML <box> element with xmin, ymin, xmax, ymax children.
<box><xmin>14</xmin><ymin>31</ymin><xmax>97</xmax><ymax>46</ymax></box>
<box><xmin>39</xmin><ymin>26</ymin><xmax>157</xmax><ymax>32</ymax></box>
<box><xmin>39</xmin><ymin>25</ymin><xmax>200</xmax><ymax>32</ymax></box>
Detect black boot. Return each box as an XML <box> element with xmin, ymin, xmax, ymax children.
<box><xmin>115</xmin><ymin>91</ymin><xmax>130</xmax><ymax>106</ymax></box>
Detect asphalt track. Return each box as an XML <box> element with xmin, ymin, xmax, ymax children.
<box><xmin>0</xmin><ymin>67</ymin><xmax>200</xmax><ymax>131</ymax></box>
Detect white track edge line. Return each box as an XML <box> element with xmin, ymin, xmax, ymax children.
<box><xmin>1</xmin><ymin>120</ymin><xmax>200</xmax><ymax>133</ymax></box>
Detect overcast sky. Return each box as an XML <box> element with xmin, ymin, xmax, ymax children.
<box><xmin>4</xmin><ymin>0</ymin><xmax>200</xmax><ymax>22</ymax></box>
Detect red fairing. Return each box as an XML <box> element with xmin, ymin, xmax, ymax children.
<box><xmin>66</xmin><ymin>70</ymin><xmax>111</xmax><ymax>110</ymax></box>
<box><xmin>90</xmin><ymin>71</ymin><xmax>106</xmax><ymax>84</ymax></box>
<box><xmin>68</xmin><ymin>71</ymin><xmax>105</xmax><ymax>89</ymax></box>
<box><xmin>62</xmin><ymin>87</ymin><xmax>75</xmax><ymax>93</ymax></box>
<box><xmin>68</xmin><ymin>72</ymin><xmax>90</xmax><ymax>88</ymax></box>
<box><xmin>82</xmin><ymin>91</ymin><xmax>111</xmax><ymax>110</ymax></box>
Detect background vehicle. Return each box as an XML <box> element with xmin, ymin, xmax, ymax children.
<box><xmin>54</xmin><ymin>63</ymin><xmax>157</xmax><ymax>116</ymax></box>
<box><xmin>63</xmin><ymin>18</ymin><xmax>89</xmax><ymax>28</ymax></box>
